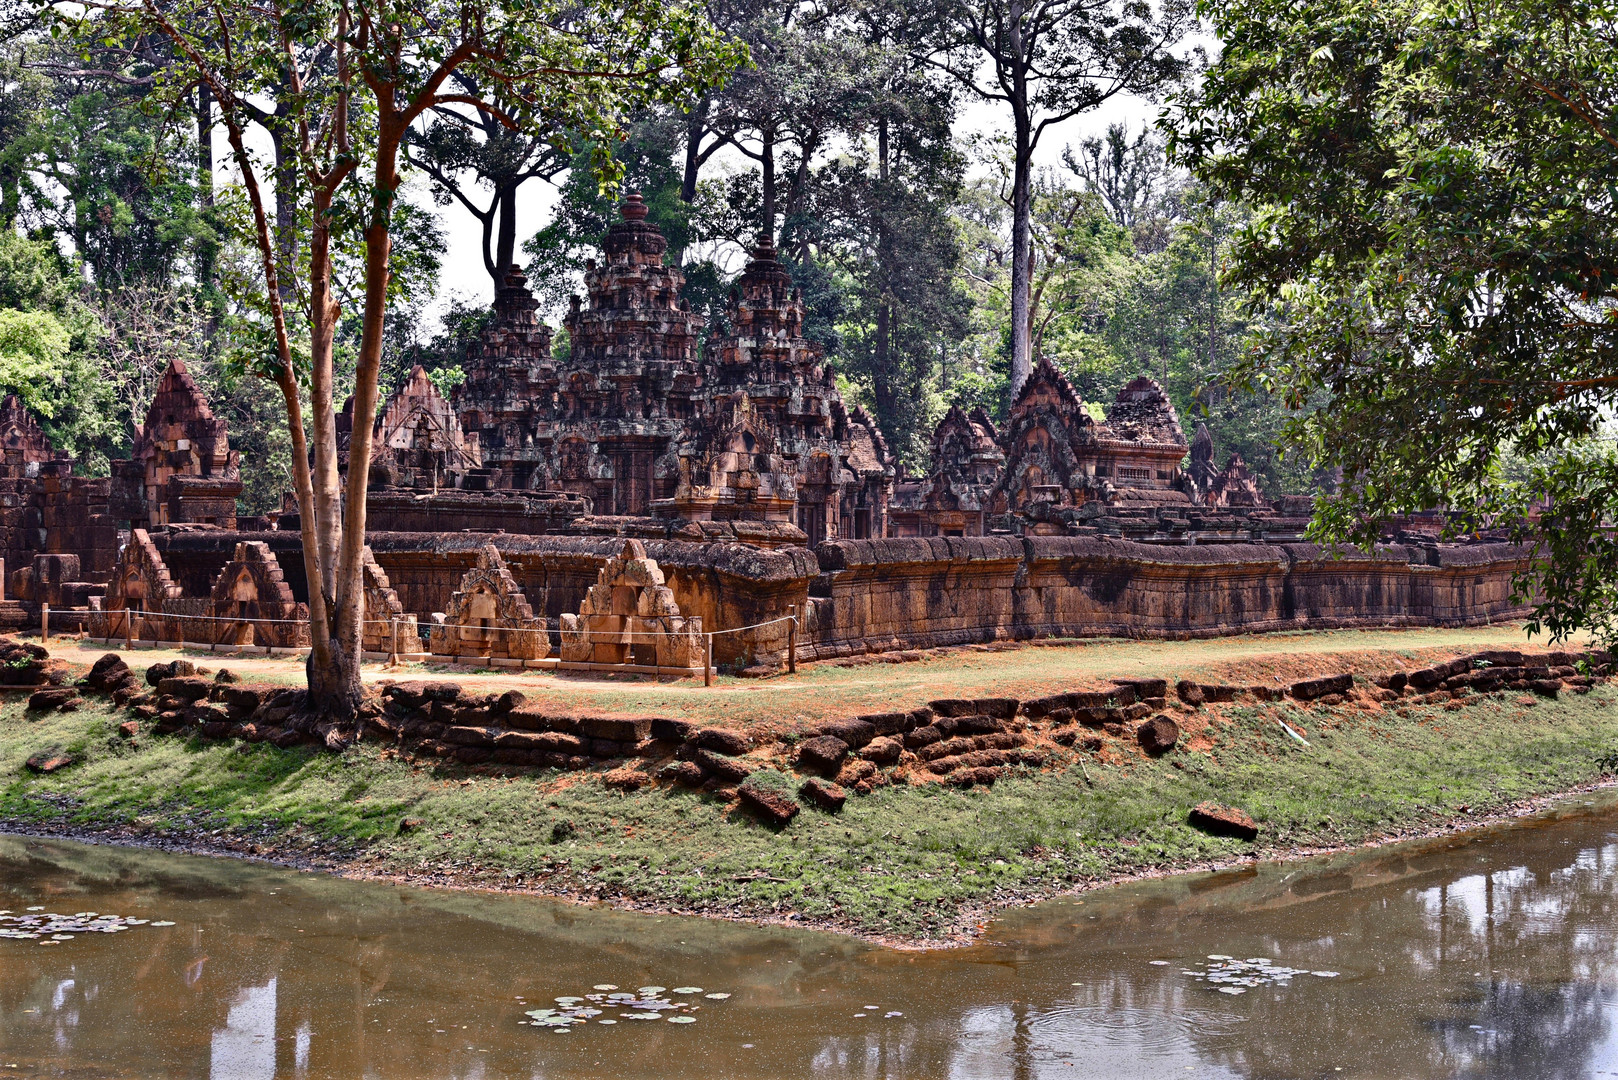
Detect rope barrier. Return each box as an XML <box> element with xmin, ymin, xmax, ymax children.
<box><xmin>82</xmin><ymin>605</ymin><xmax>808</xmax><ymax>682</ymax></box>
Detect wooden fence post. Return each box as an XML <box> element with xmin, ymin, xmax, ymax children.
<box><xmin>704</xmin><ymin>633</ymin><xmax>713</xmax><ymax>687</ymax></box>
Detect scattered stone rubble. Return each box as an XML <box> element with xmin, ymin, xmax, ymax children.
<box><xmin>56</xmin><ymin>637</ymin><xmax>1613</xmax><ymax>830</ymax></box>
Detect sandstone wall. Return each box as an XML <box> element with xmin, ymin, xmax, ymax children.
<box><xmin>145</xmin><ymin>529</ymin><xmax>1535</xmax><ymax>668</ymax></box>
<box><xmin>803</xmin><ymin>536</ymin><xmax>1534</xmax><ymax>659</ymax></box>
<box><xmin>150</xmin><ymin>530</ymin><xmax>815</xmax><ymax>665</ymax></box>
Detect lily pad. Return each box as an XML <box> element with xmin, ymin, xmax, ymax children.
<box><xmin>637</xmin><ymin>986</ymin><xmax>666</xmax><ymax>995</ymax></box>
<box><xmin>666</xmin><ymin>1016</ymin><xmax>696</xmax><ymax>1024</ymax></box>
<box><xmin>554</xmin><ymin>996</ymin><xmax>583</xmax><ymax>1004</ymax></box>
<box><xmin>1311</xmin><ymin>971</ymin><xmax>1339</xmax><ymax>978</ymax></box>
<box><xmin>150</xmin><ymin>921</ymin><xmax>175</xmax><ymax>927</ymax></box>
<box><xmin>1217</xmin><ymin>987</ymin><xmax>1246</xmax><ymax>995</ymax></box>
<box><xmin>621</xmin><ymin>1012</ymin><xmax>662</xmax><ymax>1021</ymax></box>
<box><xmin>671</xmin><ymin>987</ymin><xmax>703</xmax><ymax>995</ymax></box>
<box><xmin>703</xmin><ymin>993</ymin><xmax>730</xmax><ymax>1000</ymax></box>
<box><xmin>608</xmin><ymin>993</ymin><xmax>636</xmax><ymax>1001</ymax></box>
<box><xmin>597</xmin><ymin>1019</ymin><xmax>617</xmax><ymax>1025</ymax></box>
<box><xmin>593</xmin><ymin>984</ymin><xmax>618</xmax><ymax>991</ymax></box>
<box><xmin>1148</xmin><ymin>960</ymin><xmax>1170</xmax><ymax>966</ymax></box>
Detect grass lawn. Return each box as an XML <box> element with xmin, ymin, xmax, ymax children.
<box><xmin>4</xmin><ymin>656</ymin><xmax>1617</xmax><ymax>942</ymax></box>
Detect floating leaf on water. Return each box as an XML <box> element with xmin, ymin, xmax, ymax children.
<box><xmin>50</xmin><ymin>934</ymin><xmax>73</xmax><ymax>941</ymax></box>
<box><xmin>125</xmin><ymin>919</ymin><xmax>148</xmax><ymax>925</ymax></box>
<box><xmin>1217</xmin><ymin>987</ymin><xmax>1246</xmax><ymax>995</ymax></box>
<box><xmin>853</xmin><ymin>1014</ymin><xmax>867</xmax><ymax>1018</ymax></box>
<box><xmin>1311</xmin><ymin>971</ymin><xmax>1339</xmax><ymax>978</ymax></box>
<box><xmin>703</xmin><ymin>993</ymin><xmax>730</xmax><ymax>1000</ymax></box>
<box><xmin>1207</xmin><ymin>954</ymin><xmax>1231</xmax><ymax>960</ymax></box>
<box><xmin>554</xmin><ymin>996</ymin><xmax>583</xmax><ymax>1004</ymax></box>
<box><xmin>1246</xmin><ymin>958</ymin><xmax>1270</xmax><ymax>964</ymax></box>
<box><xmin>26</xmin><ymin>907</ymin><xmax>43</xmax><ymax>912</ymax></box>
<box><xmin>608</xmin><ymin>993</ymin><xmax>636</xmax><ymax>1001</ymax></box>
<box><xmin>150</xmin><ymin>921</ymin><xmax>175</xmax><ymax>928</ymax></box>
<box><xmin>37</xmin><ymin>940</ymin><xmax>60</xmax><ymax>946</ymax></box>
<box><xmin>524</xmin><ymin>1010</ymin><xmax>556</xmax><ymax>1019</ymax></box>
<box><xmin>666</xmin><ymin>1016</ymin><xmax>696</xmax><ymax>1024</ymax></box>
<box><xmin>671</xmin><ymin>987</ymin><xmax>703</xmax><ymax>995</ymax></box>
<box><xmin>593</xmin><ymin>984</ymin><xmax>618</xmax><ymax>991</ymax></box>
<box><xmin>621</xmin><ymin>1012</ymin><xmax>662</xmax><ymax>1020</ymax></box>
<box><xmin>597</xmin><ymin>1019</ymin><xmax>617</xmax><ymax>1025</ymax></box>
<box><xmin>637</xmin><ymin>986</ymin><xmax>666</xmax><ymax>995</ymax></box>
<box><xmin>1148</xmin><ymin>960</ymin><xmax>1170</xmax><ymax>966</ymax></box>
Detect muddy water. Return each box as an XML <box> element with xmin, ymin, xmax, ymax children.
<box><xmin>4</xmin><ymin>799</ymin><xmax>1618</xmax><ymax>1079</ymax></box>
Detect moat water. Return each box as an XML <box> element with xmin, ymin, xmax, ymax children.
<box><xmin>4</xmin><ymin>796</ymin><xmax>1618</xmax><ymax>1079</ymax></box>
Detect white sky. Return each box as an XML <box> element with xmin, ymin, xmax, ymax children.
<box><xmin>420</xmin><ymin>91</ymin><xmax>1163</xmax><ymax>327</ymax></box>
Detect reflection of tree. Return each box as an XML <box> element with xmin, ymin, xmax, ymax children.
<box><xmin>1435</xmin><ymin>980</ymin><xmax>1610</xmax><ymax>1080</ymax></box>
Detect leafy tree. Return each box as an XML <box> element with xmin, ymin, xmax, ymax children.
<box><xmin>59</xmin><ymin>0</ymin><xmax>743</xmax><ymax>718</ymax></box>
<box><xmin>8</xmin><ymin>39</ymin><xmax>212</xmax><ymax>288</ymax></box>
<box><xmin>404</xmin><ymin>73</ymin><xmax>569</xmax><ymax>292</ymax></box>
<box><xmin>927</xmin><ymin>0</ymin><xmax>1195</xmax><ymax>406</ymax></box>
<box><xmin>818</xmin><ymin>17</ymin><xmax>968</xmax><ymax>468</ymax></box>
<box><xmin>1179</xmin><ymin>0</ymin><xmax>1618</xmax><ymax>640</ymax></box>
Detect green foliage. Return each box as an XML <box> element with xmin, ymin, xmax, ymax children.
<box><xmin>0</xmin><ymin>309</ymin><xmax>70</xmax><ymax>416</ymax></box>
<box><xmin>1180</xmin><ymin>0</ymin><xmax>1618</xmax><ymax>640</ymax></box>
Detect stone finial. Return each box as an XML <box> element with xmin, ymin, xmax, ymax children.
<box><xmin>621</xmin><ymin>191</ymin><xmax>649</xmax><ymax>221</ymax></box>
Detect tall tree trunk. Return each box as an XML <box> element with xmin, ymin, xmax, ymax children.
<box><xmin>195</xmin><ymin>85</ymin><xmax>215</xmax><ymax>292</ymax></box>
<box><xmin>872</xmin><ymin>114</ymin><xmax>896</xmax><ymax>445</ymax></box>
<box><xmin>761</xmin><ymin>124</ymin><xmax>776</xmax><ymax>242</ymax></box>
<box><xmin>1008</xmin><ymin>113</ymin><xmax>1034</xmax><ymax>402</ymax></box>
<box><xmin>493</xmin><ymin>183</ymin><xmax>517</xmax><ymax>277</ymax></box>
<box><xmin>1007</xmin><ymin>0</ymin><xmax>1034</xmax><ymax>403</ymax></box>
<box><xmin>681</xmin><ymin>98</ymin><xmax>709</xmax><ymax>204</ymax></box>
<box><xmin>315</xmin><ymin>117</ymin><xmax>402</xmax><ymax>718</ymax></box>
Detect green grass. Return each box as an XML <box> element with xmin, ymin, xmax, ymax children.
<box><xmin>3</xmin><ymin>685</ymin><xmax>1617</xmax><ymax>941</ymax></box>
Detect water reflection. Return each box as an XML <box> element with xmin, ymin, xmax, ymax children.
<box><xmin>2</xmin><ymin>795</ymin><xmax>1618</xmax><ymax>1078</ymax></box>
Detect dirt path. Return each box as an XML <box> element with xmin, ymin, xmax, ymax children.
<box><xmin>38</xmin><ymin>621</ymin><xmax>1572</xmax><ymax>724</ymax></box>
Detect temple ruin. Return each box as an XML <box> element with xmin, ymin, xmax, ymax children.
<box><xmin>19</xmin><ymin>191</ymin><xmax>1539</xmax><ymax>666</ymax></box>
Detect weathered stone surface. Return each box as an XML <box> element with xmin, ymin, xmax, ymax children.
<box><xmin>1291</xmin><ymin>673</ymin><xmax>1354</xmax><ymax>700</ymax></box>
<box><xmin>660</xmin><ymin>760</ymin><xmax>706</xmax><ymax>786</ymax></box>
<box><xmin>430</xmin><ymin>544</ymin><xmax>548</xmax><ymax>663</ymax></box>
<box><xmin>650</xmin><ymin>717</ymin><xmax>697</xmax><ymax>742</ymax></box>
<box><xmin>157</xmin><ymin>676</ymin><xmax>211</xmax><ymax>702</ymax></box>
<box><xmin>945</xmin><ymin>765</ymin><xmax>1001</xmax><ymax>788</ymax></box>
<box><xmin>1189</xmin><ymin>802</ymin><xmax>1259</xmax><ymax>841</ymax></box>
<box><xmin>799</xmin><ymin>776</ymin><xmax>847</xmax><ymax>812</ymax></box>
<box><xmin>694</xmin><ymin>747</ymin><xmax>755</xmax><ymax>782</ymax></box>
<box><xmin>858</xmin><ymin>712</ymin><xmax>913</xmax><ymax>735</ymax></box>
<box><xmin>27</xmin><ymin>687</ymin><xmax>78</xmax><ymax>711</ymax></box>
<box><xmin>817</xmin><ymin>718</ymin><xmax>876</xmax><ymax>747</ymax></box>
<box><xmin>738</xmin><ymin>774</ymin><xmax>800</xmax><ymax>827</ymax></box>
<box><xmin>580</xmin><ymin>716</ymin><xmax>652</xmax><ymax>743</ymax></box>
<box><xmin>25</xmin><ymin>750</ymin><xmax>73</xmax><ymax>773</ymax></box>
<box><xmin>1137</xmin><ymin>715</ymin><xmax>1180</xmax><ymax>756</ymax></box>
<box><xmin>860</xmin><ymin>736</ymin><xmax>903</xmax><ymax>765</ymax></box>
<box><xmin>83</xmin><ymin>653</ymin><xmax>134</xmax><ymax>692</ymax></box>
<box><xmin>491</xmin><ymin>690</ymin><xmax>527</xmax><ymax>716</ymax></box>
<box><xmin>1176</xmin><ymin>680</ymin><xmax>1206</xmax><ymax>706</ymax></box>
<box><xmin>602</xmin><ymin>767</ymin><xmax>651</xmax><ymax>791</ymax></box>
<box><xmin>117</xmin><ymin>719</ymin><xmax>140</xmax><ymax>739</ymax></box>
<box><xmin>694</xmin><ymin>727</ymin><xmax>751</xmax><ymax>755</ymax></box>
<box><xmin>795</xmin><ymin>735</ymin><xmax>850</xmax><ymax>776</ymax></box>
